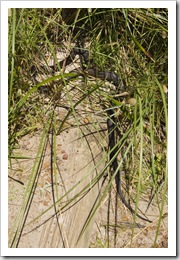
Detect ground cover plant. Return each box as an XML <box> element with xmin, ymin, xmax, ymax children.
<box><xmin>8</xmin><ymin>8</ymin><xmax>168</xmax><ymax>248</ymax></box>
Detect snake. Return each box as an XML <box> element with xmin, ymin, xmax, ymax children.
<box><xmin>107</xmin><ymin>109</ymin><xmax>152</xmax><ymax>223</ymax></box>
<box><xmin>32</xmin><ymin>45</ymin><xmax>152</xmax><ymax>223</ymax></box>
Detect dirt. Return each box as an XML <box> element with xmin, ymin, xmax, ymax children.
<box><xmin>8</xmin><ymin>107</ymin><xmax>168</xmax><ymax>248</ymax></box>
<box><xmin>8</xmin><ymin>94</ymin><xmax>108</xmax><ymax>248</ymax></box>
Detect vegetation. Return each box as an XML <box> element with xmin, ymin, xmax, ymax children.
<box><xmin>8</xmin><ymin>8</ymin><xmax>168</xmax><ymax>248</ymax></box>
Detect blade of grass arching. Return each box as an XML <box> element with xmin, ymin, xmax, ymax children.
<box><xmin>9</xmin><ymin>117</ymin><xmax>51</xmax><ymax>247</ymax></box>
<box><xmin>8</xmin><ymin>8</ymin><xmax>16</xmax><ymax>111</ymax></box>
<box><xmin>153</xmin><ymin>78</ymin><xmax>168</xmax><ymax>247</ymax></box>
<box><xmin>52</xmin><ymin>114</ymin><xmax>59</xmax><ymax>202</ymax></box>
<box><xmin>147</xmin><ymin>98</ymin><xmax>156</xmax><ymax>210</ymax></box>
<box><xmin>8</xmin><ymin>9</ymin><xmax>25</xmax><ymax>110</ymax></box>
<box><xmin>133</xmin><ymin>92</ymin><xmax>138</xmax><ymax>149</ymax></box>
<box><xmin>49</xmin><ymin>112</ymin><xmax>66</xmax><ymax>246</ymax></box>
<box><xmin>8</xmin><ymin>155</ymin><xmax>34</xmax><ymax>160</ymax></box>
<box><xmin>71</xmin><ymin>8</ymin><xmax>81</xmax><ymax>32</ymax></box>
<box><xmin>131</xmin><ymin>30</ymin><xmax>155</xmax><ymax>62</ymax></box>
<box><xmin>8</xmin><ymin>72</ymin><xmax>77</xmax><ymax>116</ymax></box>
<box><xmin>131</xmin><ymin>96</ymin><xmax>144</xmax><ymax>241</ymax></box>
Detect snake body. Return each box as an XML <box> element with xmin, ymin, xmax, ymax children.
<box><xmin>50</xmin><ymin>47</ymin><xmax>121</xmax><ymax>87</ymax></box>
<box><xmin>73</xmin><ymin>46</ymin><xmax>152</xmax><ymax>223</ymax></box>
<box><xmin>32</xmin><ymin>45</ymin><xmax>151</xmax><ymax>223</ymax></box>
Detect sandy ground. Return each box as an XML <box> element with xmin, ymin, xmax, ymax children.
<box><xmin>8</xmin><ymin>103</ymin><xmax>168</xmax><ymax>248</ymax></box>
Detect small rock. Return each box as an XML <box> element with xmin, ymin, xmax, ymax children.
<box><xmin>83</xmin><ymin>118</ymin><xmax>89</xmax><ymax>124</ymax></box>
<box><xmin>62</xmin><ymin>153</ymin><xmax>68</xmax><ymax>160</ymax></box>
<box><xmin>163</xmin><ymin>85</ymin><xmax>168</xmax><ymax>94</ymax></box>
<box><xmin>127</xmin><ymin>98</ymin><xmax>137</xmax><ymax>106</ymax></box>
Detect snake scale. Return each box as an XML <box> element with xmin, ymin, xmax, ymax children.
<box><xmin>32</xmin><ymin>45</ymin><xmax>152</xmax><ymax>223</ymax></box>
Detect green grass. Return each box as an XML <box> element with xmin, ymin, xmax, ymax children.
<box><xmin>8</xmin><ymin>8</ymin><xmax>168</xmax><ymax>248</ymax></box>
